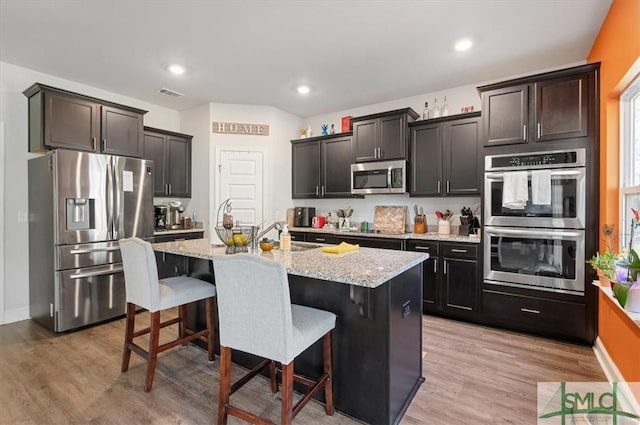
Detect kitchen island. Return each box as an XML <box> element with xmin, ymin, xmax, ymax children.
<box><xmin>153</xmin><ymin>238</ymin><xmax>427</xmax><ymax>425</ymax></box>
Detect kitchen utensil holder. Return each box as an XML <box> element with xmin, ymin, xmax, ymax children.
<box><xmin>413</xmin><ymin>215</ymin><xmax>426</xmax><ymax>234</ymax></box>
<box><xmin>438</xmin><ymin>220</ymin><xmax>451</xmax><ymax>235</ymax></box>
<box><xmin>458</xmin><ymin>224</ymin><xmax>470</xmax><ymax>236</ymax></box>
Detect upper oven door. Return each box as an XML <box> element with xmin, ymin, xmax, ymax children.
<box><xmin>484</xmin><ymin>226</ymin><xmax>585</xmax><ymax>294</ymax></box>
<box><xmin>484</xmin><ymin>167</ymin><xmax>585</xmax><ymax>228</ymax></box>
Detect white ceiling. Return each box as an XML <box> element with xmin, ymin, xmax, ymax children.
<box><xmin>0</xmin><ymin>0</ymin><xmax>611</xmax><ymax>118</ymax></box>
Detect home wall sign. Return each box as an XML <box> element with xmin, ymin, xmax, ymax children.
<box><xmin>212</xmin><ymin>122</ymin><xmax>270</xmax><ymax>136</ymax></box>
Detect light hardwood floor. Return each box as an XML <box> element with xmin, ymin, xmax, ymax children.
<box><xmin>0</xmin><ymin>312</ymin><xmax>605</xmax><ymax>425</ymax></box>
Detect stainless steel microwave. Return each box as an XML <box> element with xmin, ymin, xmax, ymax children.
<box><xmin>351</xmin><ymin>160</ymin><xmax>406</xmax><ymax>195</ymax></box>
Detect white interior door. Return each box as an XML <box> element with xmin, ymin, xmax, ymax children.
<box><xmin>217</xmin><ymin>149</ymin><xmax>264</xmax><ymax>228</ymax></box>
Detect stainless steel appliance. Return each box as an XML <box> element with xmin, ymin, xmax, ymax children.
<box><xmin>169</xmin><ymin>206</ymin><xmax>184</xmax><ymax>229</ymax></box>
<box><xmin>351</xmin><ymin>160</ymin><xmax>406</xmax><ymax>195</ymax></box>
<box><xmin>154</xmin><ymin>205</ymin><xmax>168</xmax><ymax>230</ymax></box>
<box><xmin>28</xmin><ymin>149</ymin><xmax>154</xmax><ymax>332</ymax></box>
<box><xmin>483</xmin><ymin>148</ymin><xmax>586</xmax><ymax>294</ymax></box>
<box><xmin>294</xmin><ymin>207</ymin><xmax>315</xmax><ymax>227</ymax></box>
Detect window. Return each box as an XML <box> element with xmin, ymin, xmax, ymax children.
<box><xmin>620</xmin><ymin>75</ymin><xmax>640</xmax><ymax>251</ymax></box>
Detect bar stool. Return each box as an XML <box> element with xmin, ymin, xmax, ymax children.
<box><xmin>119</xmin><ymin>237</ymin><xmax>217</xmax><ymax>392</ymax></box>
<box><xmin>212</xmin><ymin>254</ymin><xmax>336</xmax><ymax>425</ymax></box>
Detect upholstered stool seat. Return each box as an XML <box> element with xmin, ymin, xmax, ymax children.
<box><xmin>119</xmin><ymin>237</ymin><xmax>217</xmax><ymax>392</ymax></box>
<box><xmin>212</xmin><ymin>254</ymin><xmax>336</xmax><ymax>425</ymax></box>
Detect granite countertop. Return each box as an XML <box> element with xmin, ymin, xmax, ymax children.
<box><xmin>289</xmin><ymin>226</ymin><xmax>481</xmax><ymax>244</ymax></box>
<box><xmin>152</xmin><ymin>238</ymin><xmax>428</xmax><ymax>288</ymax></box>
<box><xmin>154</xmin><ymin>228</ymin><xmax>205</xmax><ymax>236</ymax></box>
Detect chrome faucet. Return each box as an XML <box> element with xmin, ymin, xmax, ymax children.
<box><xmin>253</xmin><ymin>221</ymin><xmax>285</xmax><ymax>249</ymax></box>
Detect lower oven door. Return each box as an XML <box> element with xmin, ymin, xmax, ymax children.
<box><xmin>484</xmin><ymin>226</ymin><xmax>585</xmax><ymax>294</ymax></box>
<box><xmin>55</xmin><ymin>263</ymin><xmax>126</xmax><ymax>332</ymax></box>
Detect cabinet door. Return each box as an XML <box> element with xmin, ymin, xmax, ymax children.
<box><xmin>43</xmin><ymin>91</ymin><xmax>99</xmax><ymax>152</ymax></box>
<box><xmin>143</xmin><ymin>132</ymin><xmax>167</xmax><ymax>196</ymax></box>
<box><xmin>321</xmin><ymin>137</ymin><xmax>352</xmax><ymax>197</ymax></box>
<box><xmin>442</xmin><ymin>257</ymin><xmax>477</xmax><ymax>314</ymax></box>
<box><xmin>379</xmin><ymin>114</ymin><xmax>406</xmax><ymax>160</ymax></box>
<box><xmin>101</xmin><ymin>105</ymin><xmax>144</xmax><ymax>157</ymax></box>
<box><xmin>166</xmin><ymin>135</ymin><xmax>191</xmax><ymax>197</ymax></box>
<box><xmin>352</xmin><ymin>119</ymin><xmax>378</xmax><ymax>162</ymax></box>
<box><xmin>292</xmin><ymin>141</ymin><xmax>320</xmax><ymax>198</ymax></box>
<box><xmin>482</xmin><ymin>85</ymin><xmax>529</xmax><ymax>146</ymax></box>
<box><xmin>534</xmin><ymin>73</ymin><xmax>589</xmax><ymax>142</ymax></box>
<box><xmin>410</xmin><ymin>123</ymin><xmax>442</xmax><ymax>196</ymax></box>
<box><xmin>443</xmin><ymin>117</ymin><xmax>480</xmax><ymax>195</ymax></box>
<box><xmin>406</xmin><ymin>241</ymin><xmax>439</xmax><ymax>313</ymax></box>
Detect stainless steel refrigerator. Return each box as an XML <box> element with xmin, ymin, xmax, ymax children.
<box><xmin>28</xmin><ymin>149</ymin><xmax>154</xmax><ymax>332</ymax></box>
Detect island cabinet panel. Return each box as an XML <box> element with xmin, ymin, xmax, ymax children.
<box><xmin>291</xmin><ymin>133</ymin><xmax>354</xmax><ymax>199</ymax></box>
<box><xmin>154</xmin><ymin>232</ymin><xmax>204</xmax><ymax>279</ymax></box>
<box><xmin>409</xmin><ymin>112</ymin><xmax>481</xmax><ymax>197</ymax></box>
<box><xmin>478</xmin><ymin>63</ymin><xmax>597</xmax><ymax>148</ymax></box>
<box><xmin>351</xmin><ymin>108</ymin><xmax>418</xmax><ymax>163</ymax></box>
<box><xmin>183</xmin><ymin>257</ymin><xmax>424</xmax><ymax>425</ymax></box>
<box><xmin>143</xmin><ymin>127</ymin><xmax>192</xmax><ymax>198</ymax></box>
<box><xmin>24</xmin><ymin>83</ymin><xmax>146</xmax><ymax>156</ymax></box>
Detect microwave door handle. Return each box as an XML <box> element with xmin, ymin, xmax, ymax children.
<box><xmin>387</xmin><ymin>167</ymin><xmax>392</xmax><ymax>192</ymax></box>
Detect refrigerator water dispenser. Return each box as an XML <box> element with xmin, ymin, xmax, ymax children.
<box><xmin>66</xmin><ymin>198</ymin><xmax>94</xmax><ymax>230</ymax></box>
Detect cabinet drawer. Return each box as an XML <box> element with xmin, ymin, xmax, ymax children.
<box><xmin>154</xmin><ymin>232</ymin><xmax>203</xmax><ymax>243</ymax></box>
<box><xmin>406</xmin><ymin>240</ymin><xmax>438</xmax><ymax>256</ymax></box>
<box><xmin>289</xmin><ymin>232</ymin><xmax>306</xmax><ymax>241</ymax></box>
<box><xmin>441</xmin><ymin>243</ymin><xmax>477</xmax><ymax>259</ymax></box>
<box><xmin>307</xmin><ymin>234</ymin><xmax>337</xmax><ymax>244</ymax></box>
<box><xmin>483</xmin><ymin>289</ymin><xmax>585</xmax><ymax>335</ymax></box>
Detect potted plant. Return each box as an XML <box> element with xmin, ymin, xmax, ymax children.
<box><xmin>588</xmin><ymin>251</ymin><xmax>617</xmax><ymax>287</ymax></box>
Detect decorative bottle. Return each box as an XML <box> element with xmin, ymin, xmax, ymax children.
<box><xmin>432</xmin><ymin>98</ymin><xmax>441</xmax><ymax>118</ymax></box>
<box><xmin>422</xmin><ymin>102</ymin><xmax>430</xmax><ymax>120</ymax></box>
<box><xmin>330</xmin><ymin>124</ymin><xmax>335</xmax><ymax>134</ymax></box>
<box><xmin>442</xmin><ymin>96</ymin><xmax>449</xmax><ymax>116</ymax></box>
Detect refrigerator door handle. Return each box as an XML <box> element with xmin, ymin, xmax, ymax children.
<box><xmin>69</xmin><ymin>265</ymin><xmax>124</xmax><ymax>279</ymax></box>
<box><xmin>106</xmin><ymin>160</ymin><xmax>114</xmax><ymax>240</ymax></box>
<box><xmin>113</xmin><ymin>159</ymin><xmax>122</xmax><ymax>240</ymax></box>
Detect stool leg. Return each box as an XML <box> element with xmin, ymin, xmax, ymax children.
<box><xmin>144</xmin><ymin>311</ymin><xmax>161</xmax><ymax>392</ymax></box>
<box><xmin>280</xmin><ymin>361</ymin><xmax>294</xmax><ymax>425</ymax></box>
<box><xmin>217</xmin><ymin>346</ymin><xmax>232</xmax><ymax>425</ymax></box>
<box><xmin>121</xmin><ymin>302</ymin><xmax>136</xmax><ymax>373</ymax></box>
<box><xmin>179</xmin><ymin>304</ymin><xmax>188</xmax><ymax>345</ymax></box>
<box><xmin>205</xmin><ymin>297</ymin><xmax>215</xmax><ymax>361</ymax></box>
<box><xmin>323</xmin><ymin>331</ymin><xmax>334</xmax><ymax>416</ymax></box>
<box><xmin>269</xmin><ymin>361</ymin><xmax>278</xmax><ymax>393</ymax></box>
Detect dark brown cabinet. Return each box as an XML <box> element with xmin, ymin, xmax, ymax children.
<box><xmin>154</xmin><ymin>231</ymin><xmax>204</xmax><ymax>278</ymax></box>
<box><xmin>291</xmin><ymin>133</ymin><xmax>354</xmax><ymax>199</ymax></box>
<box><xmin>479</xmin><ymin>64</ymin><xmax>595</xmax><ymax>147</ymax></box>
<box><xmin>143</xmin><ymin>127</ymin><xmax>192</xmax><ymax>198</ymax></box>
<box><xmin>352</xmin><ymin>108</ymin><xmax>418</xmax><ymax>162</ymax></box>
<box><xmin>407</xmin><ymin>240</ymin><xmax>478</xmax><ymax>318</ymax></box>
<box><xmin>409</xmin><ymin>113</ymin><xmax>480</xmax><ymax>196</ymax></box>
<box><xmin>24</xmin><ymin>83</ymin><xmax>146</xmax><ymax>157</ymax></box>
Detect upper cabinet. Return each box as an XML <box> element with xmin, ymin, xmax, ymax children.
<box><xmin>291</xmin><ymin>133</ymin><xmax>354</xmax><ymax>199</ymax></box>
<box><xmin>478</xmin><ymin>63</ymin><xmax>598</xmax><ymax>147</ymax></box>
<box><xmin>143</xmin><ymin>127</ymin><xmax>192</xmax><ymax>198</ymax></box>
<box><xmin>352</xmin><ymin>108</ymin><xmax>418</xmax><ymax>162</ymax></box>
<box><xmin>410</xmin><ymin>112</ymin><xmax>481</xmax><ymax>197</ymax></box>
<box><xmin>24</xmin><ymin>83</ymin><xmax>146</xmax><ymax>157</ymax></box>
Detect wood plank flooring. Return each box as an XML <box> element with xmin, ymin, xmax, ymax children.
<box><xmin>0</xmin><ymin>312</ymin><xmax>605</xmax><ymax>425</ymax></box>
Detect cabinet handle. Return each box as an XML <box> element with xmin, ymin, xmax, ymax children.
<box><xmin>451</xmin><ymin>248</ymin><xmax>467</xmax><ymax>253</ymax></box>
<box><xmin>449</xmin><ymin>304</ymin><xmax>473</xmax><ymax>311</ymax></box>
<box><xmin>414</xmin><ymin>246</ymin><xmax>430</xmax><ymax>251</ymax></box>
<box><xmin>443</xmin><ymin>259</ymin><xmax>447</xmax><ymax>274</ymax></box>
<box><xmin>437</xmin><ymin>181</ymin><xmax>441</xmax><ymax>193</ymax></box>
<box><xmin>379</xmin><ymin>147</ymin><xmax>383</xmax><ymax>158</ymax></box>
<box><xmin>433</xmin><ymin>260</ymin><xmax>437</xmax><ymax>273</ymax></box>
<box><xmin>523</xmin><ymin>124</ymin><xmax>527</xmax><ymax>141</ymax></box>
<box><xmin>521</xmin><ymin>307</ymin><xmax>540</xmax><ymax>314</ymax></box>
<box><xmin>373</xmin><ymin>148</ymin><xmax>377</xmax><ymax>159</ymax></box>
<box><xmin>168</xmin><ymin>183</ymin><xmax>172</xmax><ymax>194</ymax></box>
<box><xmin>321</xmin><ymin>186</ymin><xmax>325</xmax><ymax>197</ymax></box>
<box><xmin>537</xmin><ymin>123</ymin><xmax>541</xmax><ymax>139</ymax></box>
<box><xmin>315</xmin><ymin>186</ymin><xmax>319</xmax><ymax>196</ymax></box>
<box><xmin>92</xmin><ymin>137</ymin><xmax>96</xmax><ymax>150</ymax></box>
<box><xmin>447</xmin><ymin>181</ymin><xmax>450</xmax><ymax>193</ymax></box>
<box><xmin>315</xmin><ymin>238</ymin><xmax>326</xmax><ymax>242</ymax></box>
<box><xmin>102</xmin><ymin>139</ymin><xmax>106</xmax><ymax>151</ymax></box>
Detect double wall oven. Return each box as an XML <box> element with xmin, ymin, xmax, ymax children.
<box><xmin>484</xmin><ymin>149</ymin><xmax>586</xmax><ymax>294</ymax></box>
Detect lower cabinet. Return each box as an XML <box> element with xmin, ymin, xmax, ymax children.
<box><xmin>407</xmin><ymin>240</ymin><xmax>478</xmax><ymax>319</ymax></box>
<box><xmin>337</xmin><ymin>235</ymin><xmax>404</xmax><ymax>250</ymax></box>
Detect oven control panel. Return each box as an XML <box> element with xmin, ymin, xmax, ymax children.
<box><xmin>485</xmin><ymin>149</ymin><xmax>585</xmax><ymax>171</ymax></box>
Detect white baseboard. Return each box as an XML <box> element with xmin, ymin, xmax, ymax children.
<box><xmin>2</xmin><ymin>306</ymin><xmax>29</xmax><ymax>325</ymax></box>
<box><xmin>593</xmin><ymin>337</ymin><xmax>640</xmax><ymax>416</ymax></box>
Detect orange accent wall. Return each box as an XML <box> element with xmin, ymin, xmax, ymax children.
<box><xmin>587</xmin><ymin>0</ymin><xmax>640</xmax><ymax>248</ymax></box>
<box><xmin>589</xmin><ymin>0</ymin><xmax>640</xmax><ymax>385</ymax></box>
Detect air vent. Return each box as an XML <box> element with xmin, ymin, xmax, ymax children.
<box><xmin>157</xmin><ymin>87</ymin><xmax>184</xmax><ymax>97</ymax></box>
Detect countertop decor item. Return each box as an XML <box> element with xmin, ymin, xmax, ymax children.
<box><xmin>321</xmin><ymin>124</ymin><xmax>329</xmax><ymax>136</ymax></box>
<box><xmin>373</xmin><ymin>205</ymin><xmax>407</xmax><ymax>234</ymax></box>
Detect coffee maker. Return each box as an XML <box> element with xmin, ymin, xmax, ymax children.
<box><xmin>169</xmin><ymin>205</ymin><xmax>184</xmax><ymax>230</ymax></box>
<box><xmin>154</xmin><ymin>205</ymin><xmax>168</xmax><ymax>230</ymax></box>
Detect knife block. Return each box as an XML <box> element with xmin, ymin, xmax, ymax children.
<box><xmin>458</xmin><ymin>224</ymin><xmax>470</xmax><ymax>236</ymax></box>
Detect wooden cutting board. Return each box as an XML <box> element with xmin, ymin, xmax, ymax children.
<box><xmin>373</xmin><ymin>205</ymin><xmax>407</xmax><ymax>234</ymax></box>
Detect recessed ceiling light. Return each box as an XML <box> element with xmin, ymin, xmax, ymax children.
<box><xmin>168</xmin><ymin>64</ymin><xmax>186</xmax><ymax>75</ymax></box>
<box><xmin>297</xmin><ymin>85</ymin><xmax>311</xmax><ymax>95</ymax></box>
<box><xmin>454</xmin><ymin>38</ymin><xmax>473</xmax><ymax>52</ymax></box>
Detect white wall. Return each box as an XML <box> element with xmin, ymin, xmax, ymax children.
<box><xmin>188</xmin><ymin>103</ymin><xmax>302</xmax><ymax>240</ymax></box>
<box><xmin>0</xmin><ymin>61</ymin><xmax>181</xmax><ymax>324</ymax></box>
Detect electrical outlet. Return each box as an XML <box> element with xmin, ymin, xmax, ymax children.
<box><xmin>402</xmin><ymin>301</ymin><xmax>411</xmax><ymax>318</ymax></box>
<box><xmin>17</xmin><ymin>211</ymin><xmax>28</xmax><ymax>222</ymax></box>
